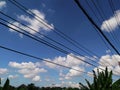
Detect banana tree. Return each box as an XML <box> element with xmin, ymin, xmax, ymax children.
<box><xmin>80</xmin><ymin>67</ymin><xmax>120</xmax><ymax>90</ymax></box>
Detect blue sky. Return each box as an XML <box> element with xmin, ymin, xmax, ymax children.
<box><xmin>0</xmin><ymin>0</ymin><xmax>120</xmax><ymax>88</ymax></box>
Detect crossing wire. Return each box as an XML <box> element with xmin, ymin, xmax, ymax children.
<box><xmin>76</xmin><ymin>0</ymin><xmax>120</xmax><ymax>76</ymax></box>
<box><xmin>0</xmin><ymin>45</ymin><xmax>88</xmax><ymax>74</ymax></box>
<box><xmin>5</xmin><ymin>0</ymin><xmax>120</xmax><ymax>73</ymax></box>
<box><xmin>74</xmin><ymin>0</ymin><xmax>120</xmax><ymax>55</ymax></box>
<box><xmin>7</xmin><ymin>0</ymin><xmax>110</xmax><ymax>66</ymax></box>
<box><xmin>0</xmin><ymin>11</ymin><xmax>98</xmax><ymax>65</ymax></box>
<box><xmin>0</xmin><ymin>20</ymin><xmax>99</xmax><ymax>68</ymax></box>
<box><xmin>85</xmin><ymin>0</ymin><xmax>119</xmax><ymax>60</ymax></box>
<box><xmin>92</xmin><ymin>0</ymin><xmax>120</xmax><ymax>51</ymax></box>
<box><xmin>8</xmin><ymin>0</ymin><xmax>101</xmax><ymax>61</ymax></box>
<box><xmin>1</xmin><ymin>17</ymin><xmax>120</xmax><ymax>77</ymax></box>
<box><xmin>0</xmin><ymin>0</ymin><xmax>119</xmax><ymax>77</ymax></box>
<box><xmin>108</xmin><ymin>0</ymin><xmax>120</xmax><ymax>45</ymax></box>
<box><xmin>85</xmin><ymin>0</ymin><xmax>112</xmax><ymax>54</ymax></box>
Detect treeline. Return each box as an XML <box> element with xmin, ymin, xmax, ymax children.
<box><xmin>0</xmin><ymin>67</ymin><xmax>120</xmax><ymax>90</ymax></box>
<box><xmin>0</xmin><ymin>79</ymin><xmax>79</xmax><ymax>90</ymax></box>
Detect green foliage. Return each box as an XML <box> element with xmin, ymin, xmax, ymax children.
<box><xmin>28</xmin><ymin>83</ymin><xmax>37</xmax><ymax>90</ymax></box>
<box><xmin>79</xmin><ymin>67</ymin><xmax>120</xmax><ymax>90</ymax></box>
<box><xmin>0</xmin><ymin>69</ymin><xmax>119</xmax><ymax>90</ymax></box>
<box><xmin>112</xmin><ymin>79</ymin><xmax>120</xmax><ymax>90</ymax></box>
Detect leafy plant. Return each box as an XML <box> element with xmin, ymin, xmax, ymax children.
<box><xmin>79</xmin><ymin>67</ymin><xmax>120</xmax><ymax>90</ymax></box>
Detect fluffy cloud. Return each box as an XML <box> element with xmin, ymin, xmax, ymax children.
<box><xmin>9</xmin><ymin>61</ymin><xmax>47</xmax><ymax>82</ymax></box>
<box><xmin>0</xmin><ymin>68</ymin><xmax>8</xmax><ymax>74</ymax></box>
<box><xmin>64</xmin><ymin>66</ymin><xmax>84</xmax><ymax>80</ymax></box>
<box><xmin>8</xmin><ymin>9</ymin><xmax>54</xmax><ymax>37</ymax></box>
<box><xmin>45</xmin><ymin>54</ymin><xmax>85</xmax><ymax>69</ymax></box>
<box><xmin>45</xmin><ymin>54</ymin><xmax>86</xmax><ymax>80</ymax></box>
<box><xmin>8</xmin><ymin>74</ymin><xmax>19</xmax><ymax>79</ymax></box>
<box><xmin>101</xmin><ymin>10</ymin><xmax>120</xmax><ymax>32</ymax></box>
<box><xmin>53</xmin><ymin>81</ymin><xmax>79</xmax><ymax>88</ymax></box>
<box><xmin>32</xmin><ymin>75</ymin><xmax>41</xmax><ymax>82</ymax></box>
<box><xmin>9</xmin><ymin>62</ymin><xmax>37</xmax><ymax>69</ymax></box>
<box><xmin>0</xmin><ymin>1</ymin><xmax>6</xmax><ymax>9</ymax></box>
<box><xmin>99</xmin><ymin>54</ymin><xmax>120</xmax><ymax>67</ymax></box>
<box><xmin>94</xmin><ymin>54</ymin><xmax>120</xmax><ymax>76</ymax></box>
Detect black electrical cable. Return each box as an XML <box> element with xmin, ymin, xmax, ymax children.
<box><xmin>74</xmin><ymin>0</ymin><xmax>120</xmax><ymax>55</ymax></box>
<box><xmin>85</xmin><ymin>0</ymin><xmax>112</xmax><ymax>54</ymax></box>
<box><xmin>0</xmin><ymin>12</ymin><xmax>98</xmax><ymax>65</ymax></box>
<box><xmin>0</xmin><ymin>45</ymin><xmax>88</xmax><ymax>74</ymax></box>
<box><xmin>8</xmin><ymin>0</ymin><xmax>100</xmax><ymax>60</ymax></box>
<box><xmin>84</xmin><ymin>0</ymin><xmax>119</xmax><ymax>68</ymax></box>
<box><xmin>0</xmin><ymin>20</ymin><xmax>99</xmax><ymax>68</ymax></box>
<box><xmin>108</xmin><ymin>0</ymin><xmax>120</xmax><ymax>45</ymax></box>
<box><xmin>92</xmin><ymin>0</ymin><xmax>120</xmax><ymax>50</ymax></box>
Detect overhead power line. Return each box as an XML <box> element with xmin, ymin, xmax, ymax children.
<box><xmin>8</xmin><ymin>0</ymin><xmax>100</xmax><ymax>60</ymax></box>
<box><xmin>3</xmin><ymin>0</ymin><xmax>118</xmax><ymax>72</ymax></box>
<box><xmin>108</xmin><ymin>0</ymin><xmax>120</xmax><ymax>45</ymax></box>
<box><xmin>2</xmin><ymin>18</ymin><xmax>120</xmax><ymax>77</ymax></box>
<box><xmin>6</xmin><ymin>0</ymin><xmax>112</xmax><ymax>67</ymax></box>
<box><xmin>0</xmin><ymin>0</ymin><xmax>119</xmax><ymax>78</ymax></box>
<box><xmin>74</xmin><ymin>0</ymin><xmax>120</xmax><ymax>55</ymax></box>
<box><xmin>0</xmin><ymin>20</ymin><xmax>99</xmax><ymax>68</ymax></box>
<box><xmin>0</xmin><ymin>11</ymin><xmax>99</xmax><ymax>65</ymax></box>
<box><xmin>92</xmin><ymin>0</ymin><xmax>120</xmax><ymax>50</ymax></box>
<box><xmin>0</xmin><ymin>45</ymin><xmax>88</xmax><ymax>74</ymax></box>
<box><xmin>85</xmin><ymin>0</ymin><xmax>112</xmax><ymax>53</ymax></box>
<box><xmin>84</xmin><ymin>0</ymin><xmax>120</xmax><ymax>72</ymax></box>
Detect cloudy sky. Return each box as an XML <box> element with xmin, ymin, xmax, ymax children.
<box><xmin>0</xmin><ymin>0</ymin><xmax>120</xmax><ymax>87</ymax></box>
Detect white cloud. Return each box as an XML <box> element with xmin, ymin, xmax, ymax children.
<box><xmin>64</xmin><ymin>66</ymin><xmax>84</xmax><ymax>80</ymax></box>
<box><xmin>52</xmin><ymin>81</ymin><xmax>79</xmax><ymax>88</ymax></box>
<box><xmin>8</xmin><ymin>9</ymin><xmax>54</xmax><ymax>37</ymax></box>
<box><xmin>18</xmin><ymin>68</ymin><xmax>46</xmax><ymax>78</ymax></box>
<box><xmin>94</xmin><ymin>54</ymin><xmax>120</xmax><ymax>76</ymax></box>
<box><xmin>45</xmin><ymin>54</ymin><xmax>86</xmax><ymax>80</ymax></box>
<box><xmin>0</xmin><ymin>1</ymin><xmax>6</xmax><ymax>9</ymax></box>
<box><xmin>8</xmin><ymin>74</ymin><xmax>19</xmax><ymax>79</ymax></box>
<box><xmin>9</xmin><ymin>61</ymin><xmax>47</xmax><ymax>82</ymax></box>
<box><xmin>113</xmin><ymin>66</ymin><xmax>120</xmax><ymax>75</ymax></box>
<box><xmin>45</xmin><ymin>54</ymin><xmax>85</xmax><ymax>69</ymax></box>
<box><xmin>9</xmin><ymin>62</ymin><xmax>37</xmax><ymax>69</ymax></box>
<box><xmin>99</xmin><ymin>54</ymin><xmax>120</xmax><ymax>67</ymax></box>
<box><xmin>0</xmin><ymin>68</ymin><xmax>8</xmax><ymax>74</ymax></box>
<box><xmin>44</xmin><ymin>59</ymin><xmax>56</xmax><ymax>68</ymax></box>
<box><xmin>101</xmin><ymin>10</ymin><xmax>120</xmax><ymax>32</ymax></box>
<box><xmin>32</xmin><ymin>75</ymin><xmax>41</xmax><ymax>82</ymax></box>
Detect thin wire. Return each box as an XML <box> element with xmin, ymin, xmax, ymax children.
<box><xmin>0</xmin><ymin>0</ymin><xmax>119</xmax><ymax>78</ymax></box>
<box><xmin>83</xmin><ymin>0</ymin><xmax>114</xmax><ymax>67</ymax></box>
<box><xmin>92</xmin><ymin>0</ymin><xmax>120</xmax><ymax>71</ymax></box>
<box><xmin>3</xmin><ymin>0</ymin><xmax>119</xmax><ymax>74</ymax></box>
<box><xmin>93</xmin><ymin>0</ymin><xmax>120</xmax><ymax>51</ymax></box>
<box><xmin>0</xmin><ymin>20</ymin><xmax>99</xmax><ymax>68</ymax></box>
<box><xmin>1</xmin><ymin>18</ymin><xmax>120</xmax><ymax>77</ymax></box>
<box><xmin>107</xmin><ymin>0</ymin><xmax>120</xmax><ymax>74</ymax></box>
<box><xmin>74</xmin><ymin>0</ymin><xmax>120</xmax><ymax>77</ymax></box>
<box><xmin>74</xmin><ymin>0</ymin><xmax>120</xmax><ymax>55</ymax></box>
<box><xmin>0</xmin><ymin>11</ymin><xmax>98</xmax><ymax>65</ymax></box>
<box><xmin>6</xmin><ymin>0</ymin><xmax>111</xmax><ymax>66</ymax></box>
<box><xmin>108</xmin><ymin>0</ymin><xmax>120</xmax><ymax>45</ymax></box>
<box><xmin>0</xmin><ymin>45</ymin><xmax>89</xmax><ymax>74</ymax></box>
<box><xmin>85</xmin><ymin>0</ymin><xmax>112</xmax><ymax>53</ymax></box>
<box><xmin>7</xmin><ymin>0</ymin><xmax>101</xmax><ymax>61</ymax></box>
<box><xmin>85</xmin><ymin>0</ymin><xmax>118</xmax><ymax>66</ymax></box>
